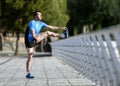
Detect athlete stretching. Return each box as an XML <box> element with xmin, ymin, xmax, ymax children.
<box><xmin>25</xmin><ymin>11</ymin><xmax>66</xmax><ymax>79</ymax></box>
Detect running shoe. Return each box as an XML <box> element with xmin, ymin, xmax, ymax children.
<box><xmin>60</xmin><ymin>28</ymin><xmax>69</xmax><ymax>39</ymax></box>
<box><xmin>26</xmin><ymin>73</ymin><xmax>35</xmax><ymax>79</ymax></box>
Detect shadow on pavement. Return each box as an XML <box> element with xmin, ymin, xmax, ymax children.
<box><xmin>33</xmin><ymin>52</ymin><xmax>52</xmax><ymax>57</ymax></box>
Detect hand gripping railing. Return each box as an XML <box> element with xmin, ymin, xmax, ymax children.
<box><xmin>50</xmin><ymin>25</ymin><xmax>120</xmax><ymax>86</ymax></box>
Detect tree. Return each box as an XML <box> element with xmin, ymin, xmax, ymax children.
<box><xmin>0</xmin><ymin>0</ymin><xmax>69</xmax><ymax>54</ymax></box>
<box><xmin>66</xmin><ymin>0</ymin><xmax>120</xmax><ymax>35</ymax></box>
<box><xmin>67</xmin><ymin>0</ymin><xmax>99</xmax><ymax>35</ymax></box>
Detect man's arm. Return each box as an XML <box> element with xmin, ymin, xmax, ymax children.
<box><xmin>31</xmin><ymin>30</ymin><xmax>38</xmax><ymax>41</ymax></box>
<box><xmin>46</xmin><ymin>25</ymin><xmax>66</xmax><ymax>30</ymax></box>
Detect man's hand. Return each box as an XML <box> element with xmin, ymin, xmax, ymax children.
<box><xmin>35</xmin><ymin>37</ymin><xmax>40</xmax><ymax>43</ymax></box>
<box><xmin>63</xmin><ymin>27</ymin><xmax>68</xmax><ymax>30</ymax></box>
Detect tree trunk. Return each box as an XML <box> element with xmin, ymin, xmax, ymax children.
<box><xmin>0</xmin><ymin>33</ymin><xmax>3</xmax><ymax>51</ymax></box>
<box><xmin>67</xmin><ymin>20</ymin><xmax>74</xmax><ymax>36</ymax></box>
<box><xmin>14</xmin><ymin>30</ymin><xmax>20</xmax><ymax>55</ymax></box>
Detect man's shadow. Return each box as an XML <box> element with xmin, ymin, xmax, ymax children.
<box><xmin>33</xmin><ymin>53</ymin><xmax>52</xmax><ymax>58</ymax></box>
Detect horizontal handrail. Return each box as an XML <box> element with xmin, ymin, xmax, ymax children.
<box><xmin>50</xmin><ymin>24</ymin><xmax>120</xmax><ymax>86</ymax></box>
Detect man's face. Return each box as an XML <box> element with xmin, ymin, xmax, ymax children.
<box><xmin>36</xmin><ymin>12</ymin><xmax>42</xmax><ymax>20</ymax></box>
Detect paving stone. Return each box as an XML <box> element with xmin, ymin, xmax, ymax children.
<box><xmin>0</xmin><ymin>54</ymin><xmax>96</xmax><ymax>86</ymax></box>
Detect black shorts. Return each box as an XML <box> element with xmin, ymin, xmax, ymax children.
<box><xmin>25</xmin><ymin>39</ymin><xmax>36</xmax><ymax>48</ymax></box>
<box><xmin>25</xmin><ymin>26</ymin><xmax>37</xmax><ymax>48</ymax></box>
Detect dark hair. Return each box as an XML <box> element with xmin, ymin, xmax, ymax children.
<box><xmin>33</xmin><ymin>11</ymin><xmax>40</xmax><ymax>18</ymax></box>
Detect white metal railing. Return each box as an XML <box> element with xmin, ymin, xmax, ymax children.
<box><xmin>50</xmin><ymin>25</ymin><xmax>120</xmax><ymax>86</ymax></box>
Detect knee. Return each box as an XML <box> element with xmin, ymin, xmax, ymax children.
<box><xmin>27</xmin><ymin>53</ymin><xmax>33</xmax><ymax>62</ymax></box>
<box><xmin>45</xmin><ymin>31</ymin><xmax>50</xmax><ymax>36</ymax></box>
<box><xmin>29</xmin><ymin>53</ymin><xmax>33</xmax><ymax>56</ymax></box>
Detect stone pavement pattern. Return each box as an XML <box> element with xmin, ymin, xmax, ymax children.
<box><xmin>0</xmin><ymin>55</ymin><xmax>95</xmax><ymax>86</ymax></box>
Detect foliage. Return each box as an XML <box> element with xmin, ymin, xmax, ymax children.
<box><xmin>0</xmin><ymin>0</ymin><xmax>69</xmax><ymax>54</ymax></box>
<box><xmin>0</xmin><ymin>0</ymin><xmax>69</xmax><ymax>33</ymax></box>
<box><xmin>66</xmin><ymin>0</ymin><xmax>99</xmax><ymax>35</ymax></box>
<box><xmin>67</xmin><ymin>0</ymin><xmax>120</xmax><ymax>35</ymax></box>
<box><xmin>1</xmin><ymin>0</ymin><xmax>120</xmax><ymax>35</ymax></box>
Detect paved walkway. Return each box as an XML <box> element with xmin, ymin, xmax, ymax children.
<box><xmin>0</xmin><ymin>53</ymin><xmax>95</xmax><ymax>86</ymax></box>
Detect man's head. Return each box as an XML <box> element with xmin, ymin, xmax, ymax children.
<box><xmin>34</xmin><ymin>11</ymin><xmax>42</xmax><ymax>21</ymax></box>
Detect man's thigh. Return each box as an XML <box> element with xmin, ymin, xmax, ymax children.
<box><xmin>27</xmin><ymin>47</ymin><xmax>34</xmax><ymax>55</ymax></box>
<box><xmin>36</xmin><ymin>32</ymin><xmax>48</xmax><ymax>43</ymax></box>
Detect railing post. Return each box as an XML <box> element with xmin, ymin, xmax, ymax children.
<box><xmin>50</xmin><ymin>25</ymin><xmax>120</xmax><ymax>86</ymax></box>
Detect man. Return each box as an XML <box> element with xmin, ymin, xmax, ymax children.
<box><xmin>25</xmin><ymin>11</ymin><xmax>67</xmax><ymax>79</ymax></box>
